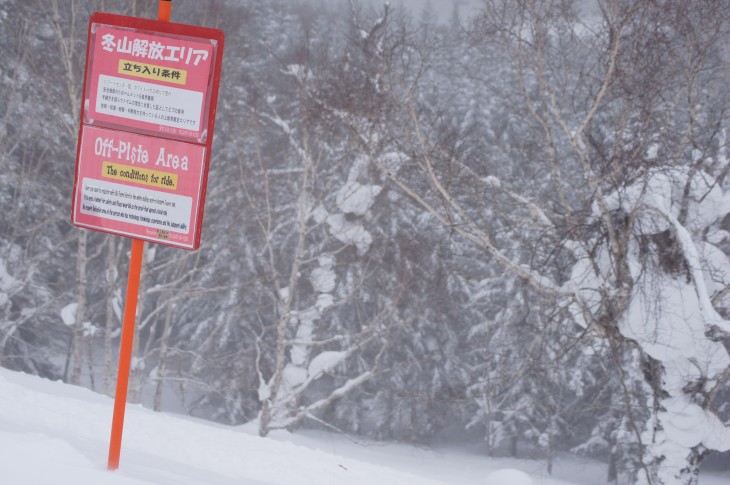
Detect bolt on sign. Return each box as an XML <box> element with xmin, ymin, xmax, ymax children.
<box><xmin>72</xmin><ymin>12</ymin><xmax>224</xmax><ymax>250</ymax></box>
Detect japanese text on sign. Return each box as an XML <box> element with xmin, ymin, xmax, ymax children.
<box><xmin>119</xmin><ymin>60</ymin><xmax>187</xmax><ymax>84</ymax></box>
<box><xmin>101</xmin><ymin>33</ymin><xmax>209</xmax><ymax>65</ymax></box>
<box><xmin>97</xmin><ymin>75</ymin><xmax>203</xmax><ymax>132</ymax></box>
<box><xmin>87</xmin><ymin>25</ymin><xmax>215</xmax><ymax>141</ymax></box>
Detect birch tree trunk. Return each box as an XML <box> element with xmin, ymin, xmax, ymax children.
<box><xmin>103</xmin><ymin>238</ymin><xmax>123</xmax><ymax>395</ymax></box>
<box><xmin>69</xmin><ymin>231</ymin><xmax>87</xmax><ymax>385</ymax></box>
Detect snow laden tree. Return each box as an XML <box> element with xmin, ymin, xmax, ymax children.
<box><xmin>247</xmin><ymin>112</ymin><xmax>393</xmax><ymax>436</ymax></box>
<box><xmin>222</xmin><ymin>4</ymin><xmax>397</xmax><ymax>437</ymax></box>
<box><xmin>343</xmin><ymin>1</ymin><xmax>730</xmax><ymax>483</ymax></box>
<box><xmin>279</xmin><ymin>2</ymin><xmax>466</xmax><ymax>441</ymax></box>
<box><xmin>0</xmin><ymin>2</ymin><xmax>33</xmax><ymax>367</ymax></box>
<box><xmin>0</xmin><ymin>0</ymin><xmax>101</xmax><ymax>380</ymax></box>
<box><xmin>247</xmin><ymin>107</ymin><xmax>395</xmax><ymax>437</ymax></box>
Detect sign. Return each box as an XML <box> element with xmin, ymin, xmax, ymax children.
<box><xmin>75</xmin><ymin>125</ymin><xmax>205</xmax><ymax>248</ymax></box>
<box><xmin>72</xmin><ymin>12</ymin><xmax>224</xmax><ymax>250</ymax></box>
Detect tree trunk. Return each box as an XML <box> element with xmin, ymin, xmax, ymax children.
<box><xmin>69</xmin><ymin>231</ymin><xmax>88</xmax><ymax>385</ymax></box>
<box><xmin>258</xmin><ymin>400</ymin><xmax>273</xmax><ymax>437</ymax></box>
<box><xmin>607</xmin><ymin>449</ymin><xmax>618</xmax><ymax>483</ymax></box>
<box><xmin>546</xmin><ymin>438</ymin><xmax>554</xmax><ymax>476</ymax></box>
<box><xmin>128</xmin><ymin>243</ymin><xmax>147</xmax><ymax>404</ymax></box>
<box><xmin>484</xmin><ymin>420</ymin><xmax>494</xmax><ymax>457</ymax></box>
<box><xmin>676</xmin><ymin>447</ymin><xmax>707</xmax><ymax>485</ymax></box>
<box><xmin>103</xmin><ymin>238</ymin><xmax>121</xmax><ymax>395</ymax></box>
<box><xmin>153</xmin><ymin>298</ymin><xmax>175</xmax><ymax>412</ymax></box>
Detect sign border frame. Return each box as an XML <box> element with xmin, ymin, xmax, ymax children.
<box><xmin>71</xmin><ymin>12</ymin><xmax>225</xmax><ymax>250</ymax></box>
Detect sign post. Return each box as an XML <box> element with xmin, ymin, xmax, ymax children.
<box><xmin>107</xmin><ymin>237</ymin><xmax>143</xmax><ymax>471</ymax></box>
<box><xmin>70</xmin><ymin>0</ymin><xmax>224</xmax><ymax>470</ymax></box>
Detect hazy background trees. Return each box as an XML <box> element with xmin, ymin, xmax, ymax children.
<box><xmin>1</xmin><ymin>1</ymin><xmax>729</xmax><ymax>484</ymax></box>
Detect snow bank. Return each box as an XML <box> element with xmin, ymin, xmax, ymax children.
<box><xmin>485</xmin><ymin>469</ymin><xmax>534</xmax><ymax>485</ymax></box>
<box><xmin>0</xmin><ymin>369</ymin><xmax>445</xmax><ymax>485</ymax></box>
<box><xmin>1</xmin><ymin>368</ymin><xmax>727</xmax><ymax>485</ymax></box>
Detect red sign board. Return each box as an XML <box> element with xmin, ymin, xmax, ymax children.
<box><xmin>72</xmin><ymin>12</ymin><xmax>224</xmax><ymax>250</ymax></box>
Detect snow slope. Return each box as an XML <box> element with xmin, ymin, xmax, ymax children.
<box><xmin>0</xmin><ymin>368</ymin><xmax>728</xmax><ymax>485</ymax></box>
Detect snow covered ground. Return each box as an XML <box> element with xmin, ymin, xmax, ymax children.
<box><xmin>1</xmin><ymin>368</ymin><xmax>728</xmax><ymax>485</ymax></box>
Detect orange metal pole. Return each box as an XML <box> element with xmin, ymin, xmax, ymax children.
<box><xmin>107</xmin><ymin>238</ymin><xmax>144</xmax><ymax>470</ymax></box>
<box><xmin>158</xmin><ymin>0</ymin><xmax>172</xmax><ymax>22</ymax></box>
<box><xmin>107</xmin><ymin>3</ymin><xmax>171</xmax><ymax>471</ymax></box>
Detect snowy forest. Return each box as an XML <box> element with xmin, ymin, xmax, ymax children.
<box><xmin>1</xmin><ymin>1</ymin><xmax>730</xmax><ymax>484</ymax></box>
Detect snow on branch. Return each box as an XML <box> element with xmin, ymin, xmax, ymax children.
<box><xmin>480</xmin><ymin>174</ymin><xmax>555</xmax><ymax>229</ymax></box>
<box><xmin>646</xmin><ymin>204</ymin><xmax>730</xmax><ymax>335</ymax></box>
<box><xmin>368</xmin><ymin>128</ymin><xmax>573</xmax><ymax>299</ymax></box>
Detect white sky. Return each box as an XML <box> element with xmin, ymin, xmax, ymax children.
<box><xmin>322</xmin><ymin>1</ymin><xmax>599</xmax><ymax>21</ymax></box>
<box><xmin>303</xmin><ymin>0</ymin><xmax>480</xmax><ymax>21</ymax></box>
<box><xmin>384</xmin><ymin>0</ymin><xmax>480</xmax><ymax>19</ymax></box>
